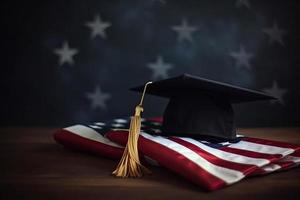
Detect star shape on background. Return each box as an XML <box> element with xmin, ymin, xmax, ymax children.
<box><xmin>263</xmin><ymin>22</ymin><xmax>287</xmax><ymax>46</ymax></box>
<box><xmin>262</xmin><ymin>81</ymin><xmax>288</xmax><ymax>105</ymax></box>
<box><xmin>171</xmin><ymin>19</ymin><xmax>198</xmax><ymax>43</ymax></box>
<box><xmin>53</xmin><ymin>41</ymin><xmax>79</xmax><ymax>66</ymax></box>
<box><xmin>229</xmin><ymin>46</ymin><xmax>253</xmax><ymax>70</ymax></box>
<box><xmin>86</xmin><ymin>86</ymin><xmax>111</xmax><ymax>109</ymax></box>
<box><xmin>85</xmin><ymin>14</ymin><xmax>111</xmax><ymax>39</ymax></box>
<box><xmin>147</xmin><ymin>56</ymin><xmax>173</xmax><ymax>79</ymax></box>
<box><xmin>235</xmin><ymin>0</ymin><xmax>250</xmax><ymax>9</ymax></box>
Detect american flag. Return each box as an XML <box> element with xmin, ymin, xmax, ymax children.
<box><xmin>2</xmin><ymin>0</ymin><xmax>300</xmax><ymax>127</ymax></box>
<box><xmin>54</xmin><ymin>117</ymin><xmax>300</xmax><ymax>191</ymax></box>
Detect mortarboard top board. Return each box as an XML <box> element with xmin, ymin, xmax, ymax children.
<box><xmin>130</xmin><ymin>74</ymin><xmax>276</xmax><ymax>141</ymax></box>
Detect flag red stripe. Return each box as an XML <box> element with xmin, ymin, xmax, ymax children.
<box><xmin>290</xmin><ymin>150</ymin><xmax>300</xmax><ymax>157</ymax></box>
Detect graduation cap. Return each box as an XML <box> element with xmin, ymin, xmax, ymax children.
<box><xmin>131</xmin><ymin>74</ymin><xmax>276</xmax><ymax>141</ymax></box>
<box><xmin>113</xmin><ymin>74</ymin><xmax>275</xmax><ymax>178</ymax></box>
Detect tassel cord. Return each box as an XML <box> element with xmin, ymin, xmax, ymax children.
<box><xmin>112</xmin><ymin>82</ymin><xmax>152</xmax><ymax>178</ymax></box>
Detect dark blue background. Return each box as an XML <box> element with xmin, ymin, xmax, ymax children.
<box><xmin>2</xmin><ymin>0</ymin><xmax>299</xmax><ymax>127</ymax></box>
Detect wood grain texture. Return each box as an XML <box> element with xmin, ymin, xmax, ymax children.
<box><xmin>0</xmin><ymin>127</ymin><xmax>300</xmax><ymax>200</ymax></box>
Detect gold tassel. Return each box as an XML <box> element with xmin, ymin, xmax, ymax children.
<box><xmin>112</xmin><ymin>81</ymin><xmax>152</xmax><ymax>178</ymax></box>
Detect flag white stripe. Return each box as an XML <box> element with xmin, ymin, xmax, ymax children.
<box><xmin>178</xmin><ymin>137</ymin><xmax>270</xmax><ymax>167</ymax></box>
<box><xmin>141</xmin><ymin>132</ymin><xmax>244</xmax><ymax>184</ymax></box>
<box><xmin>228</xmin><ymin>141</ymin><xmax>294</xmax><ymax>156</ymax></box>
<box><xmin>64</xmin><ymin>125</ymin><xmax>123</xmax><ymax>148</ymax></box>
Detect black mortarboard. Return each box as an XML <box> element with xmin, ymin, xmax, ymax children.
<box><xmin>131</xmin><ymin>74</ymin><xmax>276</xmax><ymax>141</ymax></box>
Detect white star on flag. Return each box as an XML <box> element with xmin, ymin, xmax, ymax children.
<box><xmin>171</xmin><ymin>19</ymin><xmax>198</xmax><ymax>43</ymax></box>
<box><xmin>147</xmin><ymin>56</ymin><xmax>173</xmax><ymax>79</ymax></box>
<box><xmin>229</xmin><ymin>45</ymin><xmax>253</xmax><ymax>70</ymax></box>
<box><xmin>235</xmin><ymin>0</ymin><xmax>250</xmax><ymax>8</ymax></box>
<box><xmin>263</xmin><ymin>81</ymin><xmax>288</xmax><ymax>105</ymax></box>
<box><xmin>53</xmin><ymin>41</ymin><xmax>79</xmax><ymax>66</ymax></box>
<box><xmin>85</xmin><ymin>14</ymin><xmax>111</xmax><ymax>39</ymax></box>
<box><xmin>263</xmin><ymin>22</ymin><xmax>287</xmax><ymax>46</ymax></box>
<box><xmin>86</xmin><ymin>86</ymin><xmax>111</xmax><ymax>109</ymax></box>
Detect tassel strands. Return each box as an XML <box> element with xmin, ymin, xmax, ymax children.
<box><xmin>112</xmin><ymin>81</ymin><xmax>152</xmax><ymax>178</ymax></box>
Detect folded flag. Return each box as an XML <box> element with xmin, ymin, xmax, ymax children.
<box><xmin>54</xmin><ymin>117</ymin><xmax>300</xmax><ymax>191</ymax></box>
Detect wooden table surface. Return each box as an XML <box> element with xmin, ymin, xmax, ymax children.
<box><xmin>1</xmin><ymin>127</ymin><xmax>300</xmax><ymax>200</ymax></box>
